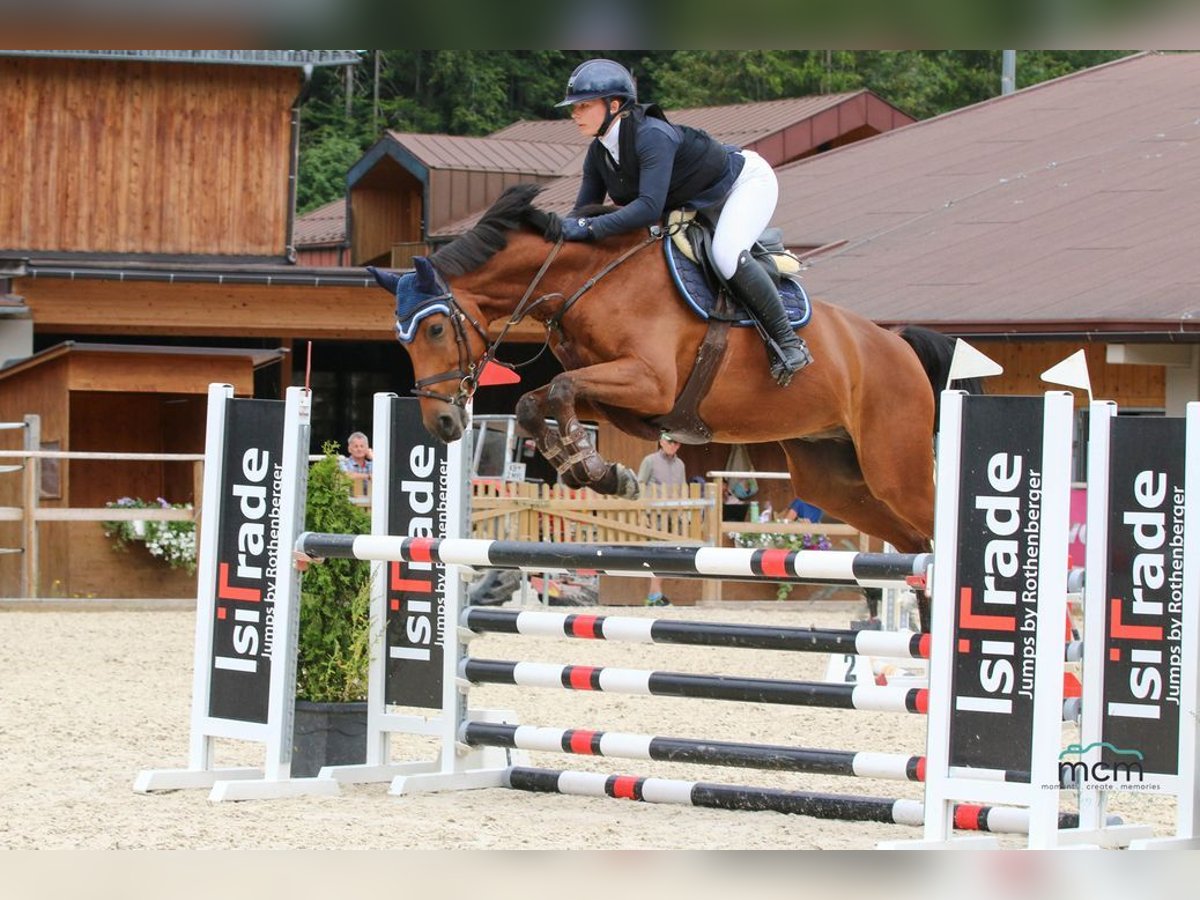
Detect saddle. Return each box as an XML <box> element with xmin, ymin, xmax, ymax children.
<box><xmin>667</xmin><ymin>210</ymin><xmax>806</xmax><ymax>326</ymax></box>
<box><xmin>649</xmin><ymin>211</ymin><xmax>812</xmax><ymax>444</ymax></box>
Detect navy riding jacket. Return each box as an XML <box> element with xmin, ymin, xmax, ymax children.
<box><xmin>573</xmin><ymin>105</ymin><xmax>745</xmax><ymax>241</ymax></box>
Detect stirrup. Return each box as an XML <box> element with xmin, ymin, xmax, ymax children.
<box><xmin>769</xmin><ymin>342</ymin><xmax>813</xmax><ymax>387</ymax></box>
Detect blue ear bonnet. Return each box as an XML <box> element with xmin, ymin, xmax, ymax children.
<box><xmin>368</xmin><ymin>257</ymin><xmax>452</xmax><ymax>344</ymax></box>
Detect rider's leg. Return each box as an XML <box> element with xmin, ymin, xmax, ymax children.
<box><xmin>712</xmin><ymin>151</ymin><xmax>812</xmax><ymax>386</ymax></box>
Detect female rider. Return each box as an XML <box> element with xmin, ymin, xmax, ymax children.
<box><xmin>556</xmin><ymin>58</ymin><xmax>812</xmax><ymax>385</ymax></box>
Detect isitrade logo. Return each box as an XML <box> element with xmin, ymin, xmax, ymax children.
<box><xmin>1058</xmin><ymin>741</ymin><xmax>1146</xmax><ymax>787</ymax></box>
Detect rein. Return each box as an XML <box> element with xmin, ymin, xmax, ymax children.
<box><xmin>411</xmin><ymin>230</ymin><xmax>661</xmax><ymax>408</ymax></box>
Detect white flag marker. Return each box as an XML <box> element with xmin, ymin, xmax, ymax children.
<box><xmin>1040</xmin><ymin>350</ymin><xmax>1093</xmax><ymax>402</ymax></box>
<box><xmin>947</xmin><ymin>339</ymin><xmax>1004</xmax><ymax>388</ymax></box>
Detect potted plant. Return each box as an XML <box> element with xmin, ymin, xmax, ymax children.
<box><xmin>101</xmin><ymin>496</ymin><xmax>198</xmax><ymax>575</ymax></box>
<box><xmin>292</xmin><ymin>443</ymin><xmax>374</xmax><ymax>777</ymax></box>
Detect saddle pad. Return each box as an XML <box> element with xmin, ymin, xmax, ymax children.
<box><xmin>663</xmin><ymin>238</ymin><xmax>812</xmax><ymax>329</ymax></box>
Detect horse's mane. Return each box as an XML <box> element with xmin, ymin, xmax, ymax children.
<box><xmin>430</xmin><ymin>183</ymin><xmax>562</xmax><ymax>277</ymax></box>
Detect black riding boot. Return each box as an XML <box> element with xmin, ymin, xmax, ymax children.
<box><xmin>727</xmin><ymin>250</ymin><xmax>813</xmax><ymax>386</ymax></box>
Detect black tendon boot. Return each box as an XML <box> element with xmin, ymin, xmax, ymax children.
<box><xmin>726</xmin><ymin>251</ymin><xmax>813</xmax><ymax>386</ymax></box>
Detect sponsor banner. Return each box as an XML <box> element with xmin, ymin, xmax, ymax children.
<box><xmin>208</xmin><ymin>398</ymin><xmax>285</xmax><ymax>724</ymax></box>
<box><xmin>384</xmin><ymin>398</ymin><xmax>448</xmax><ymax>708</ymax></box>
<box><xmin>1099</xmin><ymin>416</ymin><xmax>1185</xmax><ymax>775</ymax></box>
<box><xmin>948</xmin><ymin>396</ymin><xmax>1045</xmax><ymax>772</ymax></box>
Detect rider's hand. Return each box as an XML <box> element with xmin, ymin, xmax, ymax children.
<box><xmin>561</xmin><ymin>216</ymin><xmax>594</xmax><ymax>242</ymax></box>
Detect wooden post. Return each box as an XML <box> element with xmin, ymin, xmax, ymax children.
<box><xmin>192</xmin><ymin>458</ymin><xmax>205</xmax><ymax>562</ymax></box>
<box><xmin>703</xmin><ymin>476</ymin><xmax>725</xmax><ymax>603</ymax></box>
<box><xmin>22</xmin><ymin>415</ymin><xmax>40</xmax><ymax>598</ymax></box>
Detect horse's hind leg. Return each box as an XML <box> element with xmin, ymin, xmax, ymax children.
<box><xmin>778</xmin><ymin>439</ymin><xmax>932</xmax><ymax>554</ymax></box>
<box><xmin>846</xmin><ymin>403</ymin><xmax>939</xmax><ymax>632</ymax></box>
<box><xmin>779</xmin><ymin>438</ymin><xmax>933</xmax><ymax>630</ymax></box>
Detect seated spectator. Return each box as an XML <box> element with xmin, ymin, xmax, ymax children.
<box><xmin>339</xmin><ymin>431</ymin><xmax>373</xmax><ymax>496</ymax></box>
<box><xmin>783</xmin><ymin>498</ymin><xmax>823</xmax><ymax>524</ymax></box>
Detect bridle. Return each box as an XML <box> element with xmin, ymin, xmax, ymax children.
<box><xmin>404</xmin><ymin>230</ymin><xmax>660</xmax><ymax>408</ymax></box>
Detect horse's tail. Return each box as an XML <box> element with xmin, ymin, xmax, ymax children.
<box><xmin>896</xmin><ymin>326</ymin><xmax>984</xmax><ymax>432</ymax></box>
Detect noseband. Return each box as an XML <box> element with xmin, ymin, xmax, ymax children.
<box><xmin>404</xmin><ymin>231</ymin><xmax>659</xmax><ymax>408</ymax></box>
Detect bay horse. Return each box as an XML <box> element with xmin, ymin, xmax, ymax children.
<box><xmin>369</xmin><ymin>183</ymin><xmax>956</xmax><ymax>579</ymax></box>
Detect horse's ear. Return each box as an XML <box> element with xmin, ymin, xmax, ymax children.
<box><xmin>366</xmin><ymin>265</ymin><xmax>401</xmax><ymax>296</ymax></box>
<box><xmin>413</xmin><ymin>256</ymin><xmax>438</xmax><ymax>292</ymax></box>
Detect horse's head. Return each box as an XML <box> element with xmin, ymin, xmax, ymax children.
<box><xmin>370</xmin><ymin>184</ymin><xmax>568</xmax><ymax>443</ymax></box>
<box><xmin>368</xmin><ymin>256</ymin><xmax>489</xmax><ymax>442</ymax></box>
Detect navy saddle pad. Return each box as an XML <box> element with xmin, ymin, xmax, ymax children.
<box><xmin>663</xmin><ymin>239</ymin><xmax>812</xmax><ymax>328</ymax></box>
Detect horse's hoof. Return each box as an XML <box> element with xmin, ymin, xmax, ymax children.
<box><xmin>615</xmin><ymin>464</ymin><xmax>640</xmax><ymax>499</ymax></box>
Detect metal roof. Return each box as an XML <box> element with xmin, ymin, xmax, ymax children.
<box><xmin>0</xmin><ymin>50</ymin><xmax>360</xmax><ymax>67</ymax></box>
<box><xmin>293</xmin><ymin>197</ymin><xmax>348</xmax><ymax>246</ymax></box>
<box><xmin>0</xmin><ymin>341</ymin><xmax>288</xmax><ymax>380</ymax></box>
<box><xmin>489</xmin><ymin>91</ymin><xmax>908</xmax><ymax>148</ymax></box>
<box><xmin>775</xmin><ymin>52</ymin><xmax>1200</xmax><ymax>335</ymax></box>
<box><xmin>381</xmin><ymin>132</ymin><xmax>583</xmax><ymax>175</ymax></box>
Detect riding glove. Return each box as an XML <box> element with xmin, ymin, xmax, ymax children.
<box><xmin>561</xmin><ymin>216</ymin><xmax>594</xmax><ymax>241</ymax></box>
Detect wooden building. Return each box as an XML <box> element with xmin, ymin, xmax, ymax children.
<box><xmin>0</xmin><ymin>343</ymin><xmax>285</xmax><ymax>598</ymax></box>
<box><xmin>0</xmin><ymin>51</ymin><xmax>359</xmax><ymax>598</ymax></box>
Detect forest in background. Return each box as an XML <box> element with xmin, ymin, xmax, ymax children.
<box><xmin>297</xmin><ymin>50</ymin><xmax>1128</xmax><ymax>213</ymax></box>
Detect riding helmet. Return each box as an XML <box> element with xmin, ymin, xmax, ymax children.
<box><xmin>556</xmin><ymin>58</ymin><xmax>636</xmax><ymax>107</ymax></box>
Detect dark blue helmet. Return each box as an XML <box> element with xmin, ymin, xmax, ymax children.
<box><xmin>555</xmin><ymin>58</ymin><xmax>636</xmax><ymax>107</ymax></box>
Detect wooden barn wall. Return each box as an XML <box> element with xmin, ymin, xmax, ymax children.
<box><xmin>67</xmin><ymin>390</ymin><xmax>205</xmax><ymax>509</ymax></box>
<box><xmin>64</xmin><ymin>352</ymin><xmax>254</xmax><ymax>397</ymax></box>
<box><xmin>427</xmin><ymin>170</ymin><xmax>558</xmax><ymax>235</ymax></box>
<box><xmin>0</xmin><ymin>57</ymin><xmax>296</xmax><ymax>257</ymax></box>
<box><xmin>0</xmin><ymin>360</ymin><xmax>69</xmax><ymax>596</ymax></box>
<box><xmin>20</xmin><ymin>278</ymin><xmax>394</xmax><ymax>341</ymax></box>
<box><xmin>297</xmin><ymin>246</ymin><xmax>349</xmax><ymax>268</ymax></box>
<box><xmin>351</xmin><ymin>181</ymin><xmax>422</xmax><ymax>265</ymax></box>
<box><xmin>979</xmin><ymin>341</ymin><xmax>1165</xmax><ymax>409</ymax></box>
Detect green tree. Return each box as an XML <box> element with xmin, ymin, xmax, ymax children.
<box><xmin>296</xmin><ymin>126</ymin><xmax>367</xmax><ymax>215</ymax></box>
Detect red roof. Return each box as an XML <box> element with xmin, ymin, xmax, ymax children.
<box><xmin>489</xmin><ymin>91</ymin><xmax>912</xmax><ymax>152</ymax></box>
<box><xmin>775</xmin><ymin>52</ymin><xmax>1200</xmax><ymax>333</ymax></box>
<box><xmin>293</xmin><ymin>197</ymin><xmax>347</xmax><ymax>246</ymax></box>
<box><xmin>382</xmin><ymin>132</ymin><xmax>582</xmax><ymax>175</ymax></box>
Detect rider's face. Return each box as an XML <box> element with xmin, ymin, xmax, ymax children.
<box><xmin>571</xmin><ymin>99</ymin><xmax>616</xmax><ymax>138</ymax></box>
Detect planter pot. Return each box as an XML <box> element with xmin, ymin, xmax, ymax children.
<box><xmin>292</xmin><ymin>700</ymin><xmax>368</xmax><ymax>778</ymax></box>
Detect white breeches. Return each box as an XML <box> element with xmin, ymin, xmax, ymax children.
<box><xmin>710</xmin><ymin>149</ymin><xmax>779</xmax><ymax>279</ymax></box>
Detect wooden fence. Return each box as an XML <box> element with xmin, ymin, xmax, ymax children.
<box><xmin>472</xmin><ymin>480</ymin><xmax>714</xmax><ymax>544</ymax></box>
<box><xmin>2</xmin><ymin>421</ymin><xmax>871</xmax><ymax>604</ymax></box>
<box><xmin>0</xmin><ymin>445</ymin><xmax>202</xmax><ymax>599</ymax></box>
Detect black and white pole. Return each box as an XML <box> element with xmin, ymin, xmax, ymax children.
<box><xmin>297</xmin><ymin>532</ymin><xmax>929</xmax><ymax>589</ymax></box>
<box><xmin>465</xmin><ymin>607</ymin><xmax>931</xmax><ymax>659</ymax></box>
<box><xmin>465</xmin><ymin>722</ymin><xmax>926</xmax><ymax>781</ymax></box>
<box><xmin>504</xmin><ymin>767</ymin><xmax>1095</xmax><ymax>834</ymax></box>
<box><xmin>462</xmin><ymin>658</ymin><xmax>929</xmax><ymax>712</ymax></box>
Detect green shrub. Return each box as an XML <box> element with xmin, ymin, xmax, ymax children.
<box><xmin>295</xmin><ymin>442</ymin><xmax>373</xmax><ymax>702</ymax></box>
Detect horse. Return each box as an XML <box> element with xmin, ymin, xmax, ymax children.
<box><xmin>368</xmin><ymin>183</ymin><xmax>959</xmax><ymax>599</ymax></box>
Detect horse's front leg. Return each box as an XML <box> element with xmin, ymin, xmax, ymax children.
<box><xmin>517</xmin><ymin>363</ymin><xmax>661</xmax><ymax>498</ymax></box>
